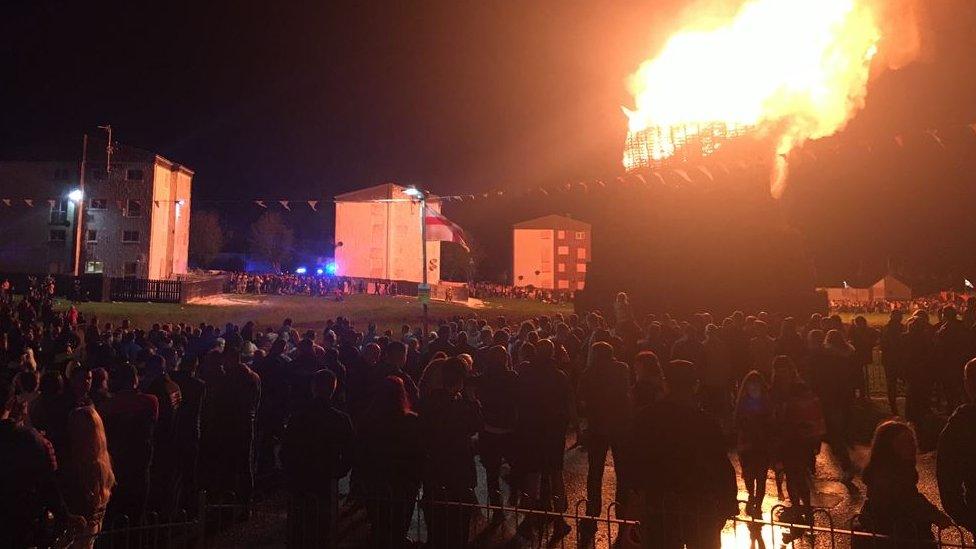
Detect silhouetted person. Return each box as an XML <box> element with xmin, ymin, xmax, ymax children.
<box><xmin>0</xmin><ymin>377</ymin><xmax>75</xmax><ymax>547</ymax></box>
<box><xmin>171</xmin><ymin>356</ymin><xmax>206</xmax><ymax>512</ymax></box>
<box><xmin>281</xmin><ymin>369</ymin><xmax>354</xmax><ymax>548</ymax></box>
<box><xmin>147</xmin><ymin>367</ymin><xmax>182</xmax><ymax>516</ymax></box>
<box><xmin>935</xmin><ymin>306</ymin><xmax>969</xmax><ymax>410</ymax></box>
<box><xmin>419</xmin><ymin>358</ymin><xmax>483</xmax><ymax>549</ymax></box>
<box><xmin>472</xmin><ymin>345</ymin><xmax>518</xmax><ymax>514</ymax></box>
<box><xmin>856</xmin><ymin>421</ymin><xmax>950</xmax><ymax>548</ymax></box>
<box><xmin>101</xmin><ymin>364</ymin><xmax>158</xmax><ymax>525</ymax></box>
<box><xmin>580</xmin><ymin>341</ymin><xmax>632</xmax><ymax>534</ymax></box>
<box><xmin>631</xmin><ymin>359</ymin><xmax>736</xmax><ymax>549</ymax></box>
<box><xmin>937</xmin><ymin>359</ymin><xmax>976</xmax><ymax>534</ymax></box>
<box><xmin>734</xmin><ymin>371</ymin><xmax>773</xmax><ymax>519</ymax></box>
<box><xmin>210</xmin><ymin>336</ymin><xmax>261</xmax><ymax>513</ymax></box>
<box><xmin>514</xmin><ymin>338</ymin><xmax>574</xmax><ymax>540</ymax></box>
<box><xmin>880</xmin><ymin>310</ymin><xmax>906</xmax><ymax>415</ymax></box>
<box><xmin>358</xmin><ymin>376</ymin><xmax>424</xmax><ymax>548</ymax></box>
<box><xmin>770</xmin><ymin>355</ymin><xmax>824</xmax><ymax>536</ymax></box>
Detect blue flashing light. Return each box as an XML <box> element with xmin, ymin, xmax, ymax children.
<box><xmin>325</xmin><ymin>261</ymin><xmax>338</xmax><ymax>275</ymax></box>
<box><xmin>315</xmin><ymin>268</ymin><xmax>324</xmax><ymax>275</ymax></box>
<box><xmin>295</xmin><ymin>267</ymin><xmax>307</xmax><ymax>274</ymax></box>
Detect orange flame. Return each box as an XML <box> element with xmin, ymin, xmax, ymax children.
<box><xmin>623</xmin><ymin>0</ymin><xmax>917</xmax><ymax>196</ymax></box>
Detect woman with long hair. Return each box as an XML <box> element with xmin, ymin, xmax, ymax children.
<box><xmin>734</xmin><ymin>370</ymin><xmax>772</xmax><ymax>518</ymax></box>
<box><xmin>855</xmin><ymin>421</ymin><xmax>950</xmax><ymax>548</ymax></box>
<box><xmin>64</xmin><ymin>406</ymin><xmax>115</xmax><ymax>549</ymax></box>
<box><xmin>358</xmin><ymin>376</ymin><xmax>424</xmax><ymax>547</ymax></box>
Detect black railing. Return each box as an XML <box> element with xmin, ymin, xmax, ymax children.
<box><xmin>110</xmin><ymin>278</ymin><xmax>182</xmax><ymax>303</ymax></box>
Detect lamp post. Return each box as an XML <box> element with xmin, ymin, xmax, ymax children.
<box><xmin>72</xmin><ymin>134</ymin><xmax>88</xmax><ymax>277</ymax></box>
<box><xmin>403</xmin><ymin>186</ymin><xmax>429</xmax><ymax>342</ymax></box>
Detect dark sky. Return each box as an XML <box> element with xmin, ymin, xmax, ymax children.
<box><xmin>2</xmin><ymin>0</ymin><xmax>975</xmax><ymax>202</ymax></box>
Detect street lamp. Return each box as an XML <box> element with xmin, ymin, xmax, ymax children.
<box><xmin>67</xmin><ymin>189</ymin><xmax>84</xmax><ymax>202</ymax></box>
<box><xmin>403</xmin><ymin>185</ymin><xmax>430</xmax><ymax>341</ymax></box>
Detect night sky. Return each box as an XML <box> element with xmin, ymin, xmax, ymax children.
<box><xmin>3</xmin><ymin>0</ymin><xmax>976</xmax><ymax>202</ymax></box>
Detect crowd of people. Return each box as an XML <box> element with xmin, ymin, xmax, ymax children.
<box><xmin>467</xmin><ymin>282</ymin><xmax>574</xmax><ymax>303</ymax></box>
<box><xmin>228</xmin><ymin>272</ymin><xmax>398</xmax><ymax>298</ymax></box>
<box><xmin>1</xmin><ymin>289</ymin><xmax>975</xmax><ymax>548</ymax></box>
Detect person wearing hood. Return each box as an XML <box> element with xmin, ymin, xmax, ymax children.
<box><xmin>937</xmin><ymin>359</ymin><xmax>976</xmax><ymax>535</ymax></box>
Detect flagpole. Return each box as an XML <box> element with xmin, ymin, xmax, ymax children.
<box><xmin>420</xmin><ymin>191</ymin><xmax>429</xmax><ymax>344</ymax></box>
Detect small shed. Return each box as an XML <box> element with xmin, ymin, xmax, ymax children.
<box><xmin>870</xmin><ymin>274</ymin><xmax>912</xmax><ymax>302</ymax></box>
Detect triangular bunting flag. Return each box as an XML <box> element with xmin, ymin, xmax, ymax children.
<box><xmin>24</xmin><ymin>199</ymin><xmax>33</xmax><ymax>207</ymax></box>
<box><xmin>255</xmin><ymin>200</ymin><xmax>267</xmax><ymax>208</ymax></box>
<box><xmin>2</xmin><ymin>199</ymin><xmax>10</xmax><ymax>206</ymax></box>
<box><xmin>307</xmin><ymin>200</ymin><xmax>318</xmax><ymax>211</ymax></box>
<box><xmin>279</xmin><ymin>200</ymin><xmax>290</xmax><ymax>211</ymax></box>
<box><xmin>154</xmin><ymin>200</ymin><xmax>161</xmax><ymax>207</ymax></box>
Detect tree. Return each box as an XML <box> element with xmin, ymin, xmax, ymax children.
<box><xmin>249</xmin><ymin>211</ymin><xmax>294</xmax><ymax>272</ymax></box>
<box><xmin>439</xmin><ymin>238</ymin><xmax>486</xmax><ymax>282</ymax></box>
<box><xmin>189</xmin><ymin>210</ymin><xmax>225</xmax><ymax>268</ymax></box>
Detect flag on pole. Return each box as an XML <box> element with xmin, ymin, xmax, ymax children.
<box><xmin>424</xmin><ymin>208</ymin><xmax>469</xmax><ymax>251</ymax></box>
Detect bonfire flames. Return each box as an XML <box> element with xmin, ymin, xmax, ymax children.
<box><xmin>622</xmin><ymin>0</ymin><xmax>920</xmax><ymax>196</ymax></box>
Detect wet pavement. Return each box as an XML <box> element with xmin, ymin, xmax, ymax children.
<box><xmin>216</xmin><ymin>397</ymin><xmax>972</xmax><ymax>548</ymax></box>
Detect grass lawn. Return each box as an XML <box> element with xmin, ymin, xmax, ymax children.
<box><xmin>55</xmin><ymin>294</ymin><xmax>572</xmax><ymax>333</ymax></box>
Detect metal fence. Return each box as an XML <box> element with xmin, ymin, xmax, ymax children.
<box><xmin>109</xmin><ymin>277</ymin><xmax>183</xmax><ymax>303</ymax></box>
<box><xmin>188</xmin><ymin>489</ymin><xmax>976</xmax><ymax>549</ymax></box>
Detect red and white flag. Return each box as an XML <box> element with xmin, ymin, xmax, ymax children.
<box><xmin>424</xmin><ymin>208</ymin><xmax>469</xmax><ymax>251</ymax></box>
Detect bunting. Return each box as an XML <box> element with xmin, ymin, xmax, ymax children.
<box><xmin>2</xmin><ymin>199</ymin><xmax>10</xmax><ymax>207</ymax></box>
<box><xmin>23</xmin><ymin>199</ymin><xmax>33</xmax><ymax>207</ymax></box>
<box><xmin>279</xmin><ymin>200</ymin><xmax>291</xmax><ymax>211</ymax></box>
<box><xmin>307</xmin><ymin>200</ymin><xmax>318</xmax><ymax>211</ymax></box>
<box><xmin>255</xmin><ymin>200</ymin><xmax>267</xmax><ymax>208</ymax></box>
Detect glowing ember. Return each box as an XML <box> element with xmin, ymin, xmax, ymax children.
<box><xmin>622</xmin><ymin>0</ymin><xmax>915</xmax><ymax>196</ymax></box>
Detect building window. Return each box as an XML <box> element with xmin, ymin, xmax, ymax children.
<box><xmin>49</xmin><ymin>229</ymin><xmax>67</xmax><ymax>242</ymax></box>
<box><xmin>577</xmin><ymin>263</ymin><xmax>587</xmax><ymax>273</ymax></box>
<box><xmin>557</xmin><ymin>280</ymin><xmax>570</xmax><ymax>289</ymax></box>
<box><xmin>558</xmin><ymin>263</ymin><xmax>566</xmax><ymax>273</ymax></box>
<box><xmin>557</xmin><ymin>245</ymin><xmax>569</xmax><ymax>255</ymax></box>
<box><xmin>123</xmin><ymin>262</ymin><xmax>139</xmax><ymax>277</ymax></box>
<box><xmin>578</xmin><ymin>248</ymin><xmax>586</xmax><ymax>260</ymax></box>
<box><xmin>85</xmin><ymin>261</ymin><xmax>103</xmax><ymax>274</ymax></box>
<box><xmin>122</xmin><ymin>230</ymin><xmax>140</xmax><ymax>243</ymax></box>
<box><xmin>575</xmin><ymin>231</ymin><xmax>586</xmax><ymax>240</ymax></box>
<box><xmin>557</xmin><ymin>230</ymin><xmax>565</xmax><ymax>239</ymax></box>
<box><xmin>125</xmin><ymin>199</ymin><xmax>142</xmax><ymax>217</ymax></box>
<box><xmin>86</xmin><ymin>229</ymin><xmax>97</xmax><ymax>243</ymax></box>
<box><xmin>89</xmin><ymin>198</ymin><xmax>107</xmax><ymax>210</ymax></box>
<box><xmin>126</xmin><ymin>169</ymin><xmax>144</xmax><ymax>181</ymax></box>
<box><xmin>49</xmin><ymin>199</ymin><xmax>69</xmax><ymax>224</ymax></box>
<box><xmin>53</xmin><ymin>168</ymin><xmax>71</xmax><ymax>180</ymax></box>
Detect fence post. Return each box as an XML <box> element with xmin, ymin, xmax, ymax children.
<box><xmin>196</xmin><ymin>490</ymin><xmax>207</xmax><ymax>549</ymax></box>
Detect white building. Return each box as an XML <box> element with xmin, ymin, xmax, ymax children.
<box><xmin>333</xmin><ymin>183</ymin><xmax>441</xmax><ymax>284</ymax></box>
<box><xmin>512</xmin><ymin>215</ymin><xmax>591</xmax><ymax>290</ymax></box>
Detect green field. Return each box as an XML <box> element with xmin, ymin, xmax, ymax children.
<box><xmin>56</xmin><ymin>294</ymin><xmax>572</xmax><ymax>332</ymax></box>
